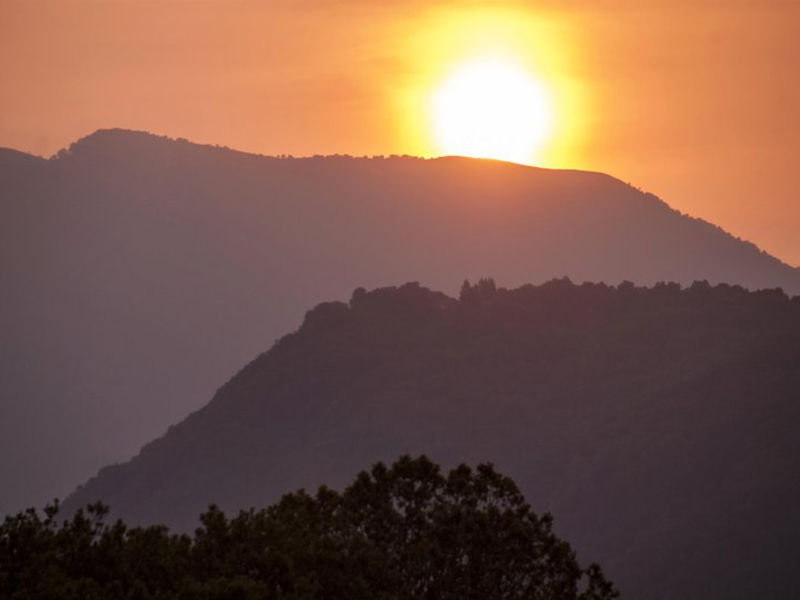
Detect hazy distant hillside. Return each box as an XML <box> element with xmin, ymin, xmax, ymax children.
<box><xmin>3</xmin><ymin>128</ymin><xmax>800</xmax><ymax>513</ymax></box>
<box><xmin>66</xmin><ymin>280</ymin><xmax>800</xmax><ymax>600</ymax></box>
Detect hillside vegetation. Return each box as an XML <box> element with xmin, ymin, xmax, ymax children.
<box><xmin>3</xmin><ymin>129</ymin><xmax>800</xmax><ymax>514</ymax></box>
<box><xmin>66</xmin><ymin>279</ymin><xmax>800</xmax><ymax>599</ymax></box>
<box><xmin>3</xmin><ymin>457</ymin><xmax>616</xmax><ymax>600</ymax></box>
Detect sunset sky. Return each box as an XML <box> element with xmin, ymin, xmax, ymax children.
<box><xmin>2</xmin><ymin>0</ymin><xmax>798</xmax><ymax>264</ymax></box>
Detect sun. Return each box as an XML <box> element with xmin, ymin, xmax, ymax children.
<box><xmin>431</xmin><ymin>58</ymin><xmax>554</xmax><ymax>164</ymax></box>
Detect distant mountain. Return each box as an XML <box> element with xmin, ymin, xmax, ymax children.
<box><xmin>66</xmin><ymin>280</ymin><xmax>800</xmax><ymax>600</ymax></box>
<box><xmin>3</xmin><ymin>128</ymin><xmax>800</xmax><ymax>514</ymax></box>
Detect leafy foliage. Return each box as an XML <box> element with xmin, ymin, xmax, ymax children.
<box><xmin>0</xmin><ymin>457</ymin><xmax>616</xmax><ymax>599</ymax></box>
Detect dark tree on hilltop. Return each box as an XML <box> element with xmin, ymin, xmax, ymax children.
<box><xmin>460</xmin><ymin>277</ymin><xmax>498</xmax><ymax>302</ymax></box>
<box><xmin>0</xmin><ymin>457</ymin><xmax>617</xmax><ymax>599</ymax></box>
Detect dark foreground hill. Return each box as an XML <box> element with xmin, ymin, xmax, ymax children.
<box><xmin>3</xmin><ymin>129</ymin><xmax>800</xmax><ymax>513</ymax></box>
<box><xmin>66</xmin><ymin>280</ymin><xmax>800</xmax><ymax>600</ymax></box>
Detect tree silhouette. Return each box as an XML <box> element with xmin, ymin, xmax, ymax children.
<box><xmin>0</xmin><ymin>457</ymin><xmax>617</xmax><ymax>599</ymax></box>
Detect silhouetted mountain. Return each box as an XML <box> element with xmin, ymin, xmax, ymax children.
<box><xmin>3</xmin><ymin>128</ymin><xmax>800</xmax><ymax>513</ymax></box>
<box><xmin>66</xmin><ymin>280</ymin><xmax>800</xmax><ymax>600</ymax></box>
<box><xmin>0</xmin><ymin>147</ymin><xmax>46</xmax><ymax>175</ymax></box>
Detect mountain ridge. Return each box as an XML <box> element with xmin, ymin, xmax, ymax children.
<box><xmin>10</xmin><ymin>127</ymin><xmax>796</xmax><ymax>275</ymax></box>
<box><xmin>65</xmin><ymin>279</ymin><xmax>800</xmax><ymax>600</ymax></box>
<box><xmin>3</xmin><ymin>127</ymin><xmax>800</xmax><ymax>516</ymax></box>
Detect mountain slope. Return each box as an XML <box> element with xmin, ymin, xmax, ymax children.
<box><xmin>66</xmin><ymin>280</ymin><xmax>800</xmax><ymax>600</ymax></box>
<box><xmin>3</xmin><ymin>128</ymin><xmax>800</xmax><ymax>513</ymax></box>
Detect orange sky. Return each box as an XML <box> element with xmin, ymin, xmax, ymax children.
<box><xmin>2</xmin><ymin>0</ymin><xmax>798</xmax><ymax>265</ymax></box>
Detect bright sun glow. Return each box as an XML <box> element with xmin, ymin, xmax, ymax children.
<box><xmin>431</xmin><ymin>58</ymin><xmax>554</xmax><ymax>164</ymax></box>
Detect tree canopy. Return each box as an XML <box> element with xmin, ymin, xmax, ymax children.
<box><xmin>0</xmin><ymin>456</ymin><xmax>617</xmax><ymax>599</ymax></box>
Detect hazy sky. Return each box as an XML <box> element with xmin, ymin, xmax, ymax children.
<box><xmin>2</xmin><ymin>0</ymin><xmax>798</xmax><ymax>264</ymax></box>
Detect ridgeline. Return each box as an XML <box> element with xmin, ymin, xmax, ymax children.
<box><xmin>66</xmin><ymin>279</ymin><xmax>800</xmax><ymax>600</ymax></box>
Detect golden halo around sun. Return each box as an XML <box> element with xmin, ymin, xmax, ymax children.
<box><xmin>391</xmin><ymin>6</ymin><xmax>587</xmax><ymax>169</ymax></box>
<box><xmin>431</xmin><ymin>58</ymin><xmax>554</xmax><ymax>164</ymax></box>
